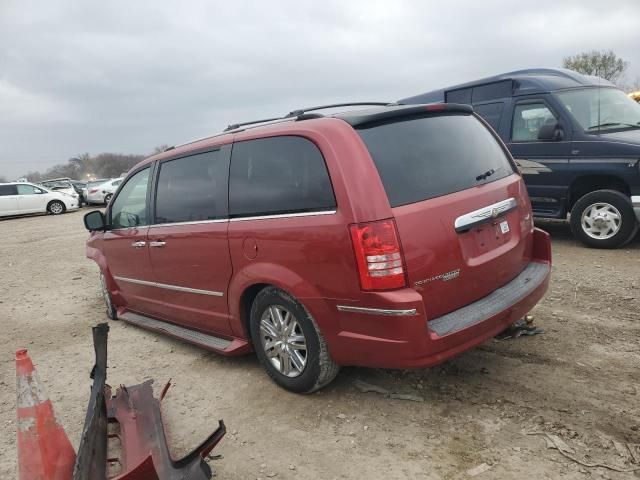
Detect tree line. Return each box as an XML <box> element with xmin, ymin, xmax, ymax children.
<box><xmin>7</xmin><ymin>145</ymin><xmax>170</xmax><ymax>184</ymax></box>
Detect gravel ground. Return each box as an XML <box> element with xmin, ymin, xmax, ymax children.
<box><xmin>1</xmin><ymin>210</ymin><xmax>639</xmax><ymax>479</ymax></box>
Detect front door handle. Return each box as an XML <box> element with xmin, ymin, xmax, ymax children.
<box><xmin>131</xmin><ymin>241</ymin><xmax>146</xmax><ymax>248</ymax></box>
<box><xmin>149</xmin><ymin>241</ymin><xmax>166</xmax><ymax>248</ymax></box>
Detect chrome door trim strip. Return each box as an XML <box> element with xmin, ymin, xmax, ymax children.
<box><xmin>454</xmin><ymin>197</ymin><xmax>518</xmax><ymax>233</ymax></box>
<box><xmin>229</xmin><ymin>210</ymin><xmax>336</xmax><ymax>222</ymax></box>
<box><xmin>113</xmin><ymin>276</ymin><xmax>224</xmax><ymax>297</ymax></box>
<box><xmin>336</xmin><ymin>305</ymin><xmax>417</xmax><ymax>316</ymax></box>
<box><xmin>149</xmin><ymin>218</ymin><xmax>229</xmax><ymax>228</ymax></box>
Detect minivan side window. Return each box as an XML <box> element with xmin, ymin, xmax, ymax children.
<box><xmin>110</xmin><ymin>168</ymin><xmax>150</xmax><ymax>229</ymax></box>
<box><xmin>229</xmin><ymin>136</ymin><xmax>336</xmax><ymax>218</ymax></box>
<box><xmin>154</xmin><ymin>148</ymin><xmax>230</xmax><ymax>224</ymax></box>
<box><xmin>512</xmin><ymin>103</ymin><xmax>558</xmax><ymax>142</ymax></box>
<box><xmin>0</xmin><ymin>185</ymin><xmax>18</xmax><ymax>196</ymax></box>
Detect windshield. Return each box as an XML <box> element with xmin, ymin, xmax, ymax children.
<box><xmin>555</xmin><ymin>87</ymin><xmax>640</xmax><ymax>132</ymax></box>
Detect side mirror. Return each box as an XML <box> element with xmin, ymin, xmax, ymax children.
<box><xmin>538</xmin><ymin>123</ymin><xmax>564</xmax><ymax>141</ymax></box>
<box><xmin>84</xmin><ymin>210</ymin><xmax>107</xmax><ymax>231</ymax></box>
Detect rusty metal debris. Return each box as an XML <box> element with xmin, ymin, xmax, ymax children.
<box><xmin>20</xmin><ymin>322</ymin><xmax>226</xmax><ymax>480</ymax></box>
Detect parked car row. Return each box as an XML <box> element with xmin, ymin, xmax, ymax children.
<box><xmin>0</xmin><ymin>177</ymin><xmax>125</xmax><ymax>219</ymax></box>
<box><xmin>0</xmin><ymin>181</ymin><xmax>79</xmax><ymax>217</ymax></box>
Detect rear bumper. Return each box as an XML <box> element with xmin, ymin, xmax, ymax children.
<box><xmin>319</xmin><ymin>228</ymin><xmax>552</xmax><ymax>369</ymax></box>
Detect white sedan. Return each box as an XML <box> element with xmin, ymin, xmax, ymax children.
<box><xmin>0</xmin><ymin>182</ymin><xmax>79</xmax><ymax>217</ymax></box>
<box><xmin>86</xmin><ymin>178</ymin><xmax>123</xmax><ymax>205</ymax></box>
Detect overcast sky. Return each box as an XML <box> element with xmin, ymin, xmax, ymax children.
<box><xmin>1</xmin><ymin>0</ymin><xmax>639</xmax><ymax>179</ymax></box>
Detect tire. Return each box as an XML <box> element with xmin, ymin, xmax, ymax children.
<box><xmin>570</xmin><ymin>189</ymin><xmax>638</xmax><ymax>249</ymax></box>
<box><xmin>104</xmin><ymin>194</ymin><xmax>113</xmax><ymax>205</ymax></box>
<box><xmin>249</xmin><ymin>286</ymin><xmax>339</xmax><ymax>393</ymax></box>
<box><xmin>100</xmin><ymin>273</ymin><xmax>117</xmax><ymax>320</ymax></box>
<box><xmin>47</xmin><ymin>200</ymin><xmax>66</xmax><ymax>215</ymax></box>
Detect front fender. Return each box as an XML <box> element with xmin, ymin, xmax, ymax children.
<box><xmin>86</xmin><ymin>239</ymin><xmax>124</xmax><ymax>307</ymax></box>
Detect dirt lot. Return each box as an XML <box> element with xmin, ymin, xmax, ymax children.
<box><xmin>1</xmin><ymin>210</ymin><xmax>639</xmax><ymax>479</ymax></box>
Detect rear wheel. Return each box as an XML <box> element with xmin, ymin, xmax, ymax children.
<box><xmin>249</xmin><ymin>286</ymin><xmax>339</xmax><ymax>393</ymax></box>
<box><xmin>47</xmin><ymin>200</ymin><xmax>66</xmax><ymax>215</ymax></box>
<box><xmin>100</xmin><ymin>273</ymin><xmax>117</xmax><ymax>320</ymax></box>
<box><xmin>570</xmin><ymin>189</ymin><xmax>637</xmax><ymax>249</ymax></box>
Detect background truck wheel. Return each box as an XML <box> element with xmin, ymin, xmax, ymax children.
<box><xmin>100</xmin><ymin>273</ymin><xmax>117</xmax><ymax>320</ymax></box>
<box><xmin>47</xmin><ymin>200</ymin><xmax>66</xmax><ymax>215</ymax></box>
<box><xmin>570</xmin><ymin>189</ymin><xmax>638</xmax><ymax>249</ymax></box>
<box><xmin>250</xmin><ymin>286</ymin><xmax>339</xmax><ymax>393</ymax></box>
<box><xmin>104</xmin><ymin>194</ymin><xmax>113</xmax><ymax>205</ymax></box>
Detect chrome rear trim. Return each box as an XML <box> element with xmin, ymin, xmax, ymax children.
<box><xmin>149</xmin><ymin>218</ymin><xmax>228</xmax><ymax>228</ymax></box>
<box><xmin>114</xmin><ymin>276</ymin><xmax>224</xmax><ymax>297</ymax></box>
<box><xmin>454</xmin><ymin>197</ymin><xmax>518</xmax><ymax>233</ymax></box>
<box><xmin>230</xmin><ymin>210</ymin><xmax>336</xmax><ymax>222</ymax></box>
<box><xmin>336</xmin><ymin>305</ymin><xmax>417</xmax><ymax>316</ymax></box>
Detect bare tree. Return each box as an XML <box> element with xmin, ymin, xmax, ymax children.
<box><xmin>562</xmin><ymin>50</ymin><xmax>628</xmax><ymax>84</ymax></box>
<box><xmin>151</xmin><ymin>144</ymin><xmax>171</xmax><ymax>155</ymax></box>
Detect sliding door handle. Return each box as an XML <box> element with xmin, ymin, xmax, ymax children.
<box><xmin>131</xmin><ymin>241</ymin><xmax>146</xmax><ymax>248</ymax></box>
<box><xmin>149</xmin><ymin>241</ymin><xmax>166</xmax><ymax>248</ymax></box>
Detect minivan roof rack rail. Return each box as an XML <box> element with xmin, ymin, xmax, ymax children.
<box><xmin>285</xmin><ymin>102</ymin><xmax>391</xmax><ymax>117</ymax></box>
<box><xmin>224</xmin><ymin>116</ymin><xmax>286</xmax><ymax>132</ymax></box>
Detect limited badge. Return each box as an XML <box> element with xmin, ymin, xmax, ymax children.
<box><xmin>500</xmin><ymin>220</ymin><xmax>510</xmax><ymax>234</ymax></box>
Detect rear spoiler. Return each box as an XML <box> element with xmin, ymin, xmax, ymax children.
<box><xmin>337</xmin><ymin>103</ymin><xmax>473</xmax><ymax>127</ymax></box>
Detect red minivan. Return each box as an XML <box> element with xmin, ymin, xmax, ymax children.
<box><xmin>84</xmin><ymin>103</ymin><xmax>551</xmax><ymax>393</ymax></box>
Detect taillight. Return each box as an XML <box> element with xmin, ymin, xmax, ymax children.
<box><xmin>349</xmin><ymin>219</ymin><xmax>407</xmax><ymax>291</ymax></box>
<box><xmin>89</xmin><ymin>188</ymin><xmax>98</xmax><ymax>193</ymax></box>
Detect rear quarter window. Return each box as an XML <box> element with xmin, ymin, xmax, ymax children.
<box><xmin>357</xmin><ymin>113</ymin><xmax>514</xmax><ymax>207</ymax></box>
<box><xmin>229</xmin><ymin>136</ymin><xmax>336</xmax><ymax>217</ymax></box>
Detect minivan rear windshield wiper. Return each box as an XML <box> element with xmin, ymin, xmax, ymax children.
<box><xmin>587</xmin><ymin>122</ymin><xmax>640</xmax><ymax>130</ymax></box>
<box><xmin>475</xmin><ymin>167</ymin><xmax>500</xmax><ymax>182</ymax></box>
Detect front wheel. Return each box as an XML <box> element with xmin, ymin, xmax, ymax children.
<box><xmin>570</xmin><ymin>189</ymin><xmax>638</xmax><ymax>249</ymax></box>
<box><xmin>250</xmin><ymin>286</ymin><xmax>339</xmax><ymax>393</ymax></box>
<box><xmin>47</xmin><ymin>200</ymin><xmax>66</xmax><ymax>215</ymax></box>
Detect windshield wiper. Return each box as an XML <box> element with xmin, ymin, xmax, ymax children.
<box><xmin>587</xmin><ymin>122</ymin><xmax>640</xmax><ymax>130</ymax></box>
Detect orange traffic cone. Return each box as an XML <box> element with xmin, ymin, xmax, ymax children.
<box><xmin>16</xmin><ymin>348</ymin><xmax>76</xmax><ymax>480</ymax></box>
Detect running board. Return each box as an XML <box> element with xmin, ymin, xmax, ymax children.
<box><xmin>119</xmin><ymin>312</ymin><xmax>233</xmax><ymax>351</ymax></box>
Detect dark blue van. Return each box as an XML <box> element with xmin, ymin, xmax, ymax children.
<box><xmin>400</xmin><ymin>68</ymin><xmax>640</xmax><ymax>248</ymax></box>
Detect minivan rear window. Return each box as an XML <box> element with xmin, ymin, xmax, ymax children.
<box><xmin>357</xmin><ymin>114</ymin><xmax>514</xmax><ymax>207</ymax></box>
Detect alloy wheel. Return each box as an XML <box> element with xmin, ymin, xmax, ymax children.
<box><xmin>259</xmin><ymin>305</ymin><xmax>308</xmax><ymax>378</ymax></box>
<box><xmin>50</xmin><ymin>202</ymin><xmax>63</xmax><ymax>214</ymax></box>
